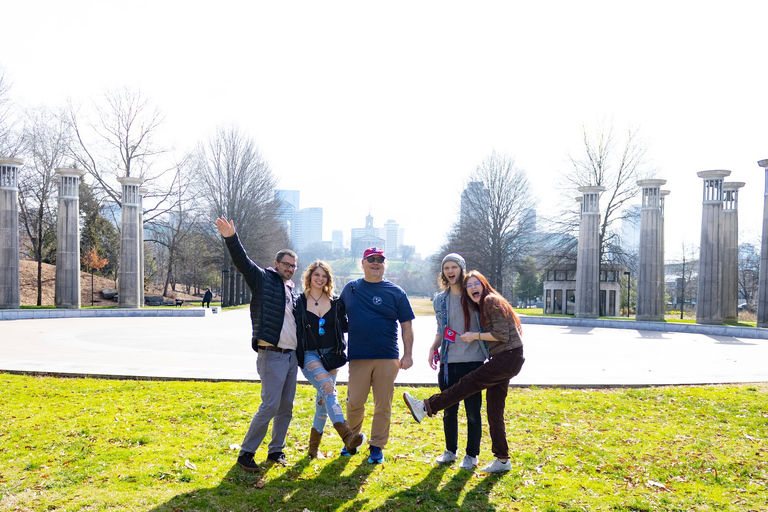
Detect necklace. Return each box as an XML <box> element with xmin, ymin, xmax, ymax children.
<box><xmin>308</xmin><ymin>292</ymin><xmax>322</xmax><ymax>306</ymax></box>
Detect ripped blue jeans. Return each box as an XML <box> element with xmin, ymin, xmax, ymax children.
<box><xmin>300</xmin><ymin>348</ymin><xmax>346</xmax><ymax>432</ymax></box>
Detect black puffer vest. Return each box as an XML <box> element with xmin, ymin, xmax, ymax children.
<box><xmin>225</xmin><ymin>234</ymin><xmax>297</xmax><ymax>351</ymax></box>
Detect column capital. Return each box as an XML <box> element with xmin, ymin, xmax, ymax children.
<box><xmin>757</xmin><ymin>159</ymin><xmax>768</xmax><ymax>169</ymax></box>
<box><xmin>54</xmin><ymin>167</ymin><xmax>86</xmax><ymax>179</ymax></box>
<box><xmin>723</xmin><ymin>181</ymin><xmax>746</xmax><ymax>190</ymax></box>
<box><xmin>637</xmin><ymin>179</ymin><xmax>667</xmax><ymax>188</ymax></box>
<box><xmin>697</xmin><ymin>170</ymin><xmax>731</xmax><ymax>179</ymax></box>
<box><xmin>117</xmin><ymin>176</ymin><xmax>145</xmax><ymax>187</ymax></box>
<box><xmin>0</xmin><ymin>157</ymin><xmax>24</xmax><ymax>166</ymax></box>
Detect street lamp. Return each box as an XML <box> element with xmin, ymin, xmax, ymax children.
<box><xmin>91</xmin><ymin>268</ymin><xmax>97</xmax><ymax>307</ymax></box>
<box><xmin>624</xmin><ymin>271</ymin><xmax>631</xmax><ymax>317</ymax></box>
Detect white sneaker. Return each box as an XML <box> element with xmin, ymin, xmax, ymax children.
<box><xmin>435</xmin><ymin>450</ymin><xmax>457</xmax><ymax>464</ymax></box>
<box><xmin>403</xmin><ymin>392</ymin><xmax>427</xmax><ymax>423</ymax></box>
<box><xmin>459</xmin><ymin>454</ymin><xmax>479</xmax><ymax>470</ymax></box>
<box><xmin>481</xmin><ymin>458</ymin><xmax>512</xmax><ymax>473</ymax></box>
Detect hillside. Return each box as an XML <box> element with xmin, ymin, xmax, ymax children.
<box><xmin>19</xmin><ymin>259</ymin><xmax>201</xmax><ymax>307</ymax></box>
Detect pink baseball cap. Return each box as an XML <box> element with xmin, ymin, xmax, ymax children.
<box><xmin>362</xmin><ymin>247</ymin><xmax>385</xmax><ymax>259</ymax></box>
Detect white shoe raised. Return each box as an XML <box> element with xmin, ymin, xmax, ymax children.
<box><xmin>435</xmin><ymin>450</ymin><xmax>457</xmax><ymax>464</ymax></box>
<box><xmin>403</xmin><ymin>392</ymin><xmax>427</xmax><ymax>423</ymax></box>
<box><xmin>481</xmin><ymin>458</ymin><xmax>512</xmax><ymax>473</ymax></box>
<box><xmin>459</xmin><ymin>454</ymin><xmax>479</xmax><ymax>470</ymax></box>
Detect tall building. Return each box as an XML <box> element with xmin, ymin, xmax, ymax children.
<box><xmin>383</xmin><ymin>219</ymin><xmax>403</xmax><ymax>259</ymax></box>
<box><xmin>460</xmin><ymin>181</ymin><xmax>487</xmax><ymax>224</ymax></box>
<box><xmin>332</xmin><ymin>230</ymin><xmax>344</xmax><ymax>251</ymax></box>
<box><xmin>275</xmin><ymin>189</ymin><xmax>323</xmax><ymax>251</ymax></box>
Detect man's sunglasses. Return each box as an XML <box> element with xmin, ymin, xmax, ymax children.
<box><xmin>365</xmin><ymin>256</ymin><xmax>385</xmax><ymax>263</ymax></box>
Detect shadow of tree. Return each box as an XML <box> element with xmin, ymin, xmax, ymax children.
<box><xmin>148</xmin><ymin>452</ymin><xmax>376</xmax><ymax>512</ymax></box>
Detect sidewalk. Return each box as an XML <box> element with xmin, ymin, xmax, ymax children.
<box><xmin>1</xmin><ymin>308</ymin><xmax>767</xmax><ymax>387</ymax></box>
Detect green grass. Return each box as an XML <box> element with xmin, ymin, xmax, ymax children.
<box><xmin>1</xmin><ymin>374</ymin><xmax>767</xmax><ymax>511</ymax></box>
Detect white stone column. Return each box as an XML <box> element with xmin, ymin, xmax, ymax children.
<box><xmin>721</xmin><ymin>182</ymin><xmax>745</xmax><ymax>323</ymax></box>
<box><xmin>756</xmin><ymin>160</ymin><xmax>768</xmax><ymax>327</ymax></box>
<box><xmin>0</xmin><ymin>158</ymin><xmax>23</xmax><ymax>309</ymax></box>
<box><xmin>659</xmin><ymin>190</ymin><xmax>670</xmax><ymax>316</ymax></box>
<box><xmin>575</xmin><ymin>186</ymin><xmax>604</xmax><ymax>318</ymax></box>
<box><xmin>54</xmin><ymin>168</ymin><xmax>86</xmax><ymax>309</ymax></box>
<box><xmin>139</xmin><ymin>187</ymin><xmax>147</xmax><ymax>306</ymax></box>
<box><xmin>696</xmin><ymin>170</ymin><xmax>731</xmax><ymax>325</ymax></box>
<box><xmin>636</xmin><ymin>179</ymin><xmax>666</xmax><ymax>321</ymax></box>
<box><xmin>118</xmin><ymin>176</ymin><xmax>144</xmax><ymax>308</ymax></box>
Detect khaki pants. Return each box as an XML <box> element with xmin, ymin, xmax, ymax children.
<box><xmin>346</xmin><ymin>358</ymin><xmax>400</xmax><ymax>449</ymax></box>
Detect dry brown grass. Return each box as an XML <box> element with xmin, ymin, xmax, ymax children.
<box><xmin>19</xmin><ymin>259</ymin><xmax>200</xmax><ymax>306</ymax></box>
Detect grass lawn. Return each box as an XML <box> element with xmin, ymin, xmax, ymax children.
<box><xmin>1</xmin><ymin>374</ymin><xmax>767</xmax><ymax>511</ymax></box>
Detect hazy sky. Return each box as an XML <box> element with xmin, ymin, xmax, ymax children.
<box><xmin>4</xmin><ymin>1</ymin><xmax>768</xmax><ymax>258</ymax></box>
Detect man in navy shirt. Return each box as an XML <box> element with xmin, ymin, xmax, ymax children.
<box><xmin>340</xmin><ymin>247</ymin><xmax>415</xmax><ymax>464</ymax></box>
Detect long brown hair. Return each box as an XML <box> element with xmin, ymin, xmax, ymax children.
<box><xmin>461</xmin><ymin>270</ymin><xmax>516</xmax><ymax>331</ymax></box>
<box><xmin>302</xmin><ymin>260</ymin><xmax>334</xmax><ymax>297</ymax></box>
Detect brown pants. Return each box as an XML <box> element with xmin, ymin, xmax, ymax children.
<box><xmin>425</xmin><ymin>348</ymin><xmax>524</xmax><ymax>460</ymax></box>
<box><xmin>346</xmin><ymin>358</ymin><xmax>400</xmax><ymax>449</ymax></box>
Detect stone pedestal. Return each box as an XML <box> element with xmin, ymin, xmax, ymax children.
<box><xmin>721</xmin><ymin>182</ymin><xmax>745</xmax><ymax>323</ymax></box>
<box><xmin>636</xmin><ymin>180</ymin><xmax>666</xmax><ymax>321</ymax></box>
<box><xmin>696</xmin><ymin>170</ymin><xmax>731</xmax><ymax>325</ymax></box>
<box><xmin>54</xmin><ymin>168</ymin><xmax>86</xmax><ymax>309</ymax></box>
<box><xmin>757</xmin><ymin>160</ymin><xmax>768</xmax><ymax>327</ymax></box>
<box><xmin>575</xmin><ymin>186</ymin><xmax>604</xmax><ymax>319</ymax></box>
<box><xmin>118</xmin><ymin>176</ymin><xmax>144</xmax><ymax>308</ymax></box>
<box><xmin>0</xmin><ymin>158</ymin><xmax>23</xmax><ymax>309</ymax></box>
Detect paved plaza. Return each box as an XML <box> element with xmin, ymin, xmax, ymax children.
<box><xmin>2</xmin><ymin>308</ymin><xmax>767</xmax><ymax>387</ymax></box>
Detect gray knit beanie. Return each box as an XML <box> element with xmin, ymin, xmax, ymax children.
<box><xmin>441</xmin><ymin>253</ymin><xmax>466</xmax><ymax>271</ymax></box>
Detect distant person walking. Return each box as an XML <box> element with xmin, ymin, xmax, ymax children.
<box><xmin>404</xmin><ymin>270</ymin><xmax>524</xmax><ymax>473</ymax></box>
<box><xmin>296</xmin><ymin>260</ymin><xmax>365</xmax><ymax>458</ymax></box>
<box><xmin>340</xmin><ymin>247</ymin><xmax>415</xmax><ymax>464</ymax></box>
<box><xmin>215</xmin><ymin>216</ymin><xmax>299</xmax><ymax>472</ymax></box>
<box><xmin>427</xmin><ymin>253</ymin><xmax>488</xmax><ymax>470</ymax></box>
<box><xmin>202</xmin><ymin>288</ymin><xmax>213</xmax><ymax>308</ymax></box>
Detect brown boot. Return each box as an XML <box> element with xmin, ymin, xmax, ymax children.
<box><xmin>334</xmin><ymin>421</ymin><xmax>365</xmax><ymax>452</ymax></box>
<box><xmin>308</xmin><ymin>428</ymin><xmax>323</xmax><ymax>459</ymax></box>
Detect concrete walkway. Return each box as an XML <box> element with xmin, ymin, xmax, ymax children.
<box><xmin>2</xmin><ymin>308</ymin><xmax>767</xmax><ymax>387</ymax></box>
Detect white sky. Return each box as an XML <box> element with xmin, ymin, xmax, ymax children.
<box><xmin>4</xmin><ymin>1</ymin><xmax>768</xmax><ymax>259</ymax></box>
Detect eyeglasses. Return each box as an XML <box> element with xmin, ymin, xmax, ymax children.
<box><xmin>365</xmin><ymin>256</ymin><xmax>385</xmax><ymax>264</ymax></box>
<box><xmin>318</xmin><ymin>318</ymin><xmax>325</xmax><ymax>336</ymax></box>
<box><xmin>279</xmin><ymin>261</ymin><xmax>297</xmax><ymax>269</ymax></box>
<box><xmin>466</xmin><ymin>281</ymin><xmax>483</xmax><ymax>289</ymax></box>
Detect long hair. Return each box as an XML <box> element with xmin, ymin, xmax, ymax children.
<box><xmin>302</xmin><ymin>260</ymin><xmax>335</xmax><ymax>297</ymax></box>
<box><xmin>461</xmin><ymin>270</ymin><xmax>516</xmax><ymax>331</ymax></box>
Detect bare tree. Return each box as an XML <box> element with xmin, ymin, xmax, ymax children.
<box><xmin>191</xmin><ymin>125</ymin><xmax>287</xmax><ymax>285</ymax></box>
<box><xmin>738</xmin><ymin>242</ymin><xmax>760</xmax><ymax>311</ymax></box>
<box><xmin>441</xmin><ymin>151</ymin><xmax>537</xmax><ymax>293</ymax></box>
<box><xmin>17</xmin><ymin>106</ymin><xmax>73</xmax><ymax>305</ymax></box>
<box><xmin>0</xmin><ymin>68</ymin><xmax>22</xmax><ymax>156</ymax></box>
<box><xmin>554</xmin><ymin>122</ymin><xmax>653</xmax><ymax>266</ymax></box>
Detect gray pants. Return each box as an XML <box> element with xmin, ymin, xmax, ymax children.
<box><xmin>239</xmin><ymin>349</ymin><xmax>298</xmax><ymax>456</ymax></box>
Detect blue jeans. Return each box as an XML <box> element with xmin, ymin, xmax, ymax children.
<box><xmin>300</xmin><ymin>348</ymin><xmax>346</xmax><ymax>432</ymax></box>
<box><xmin>439</xmin><ymin>361</ymin><xmax>484</xmax><ymax>457</ymax></box>
<box><xmin>239</xmin><ymin>349</ymin><xmax>298</xmax><ymax>456</ymax></box>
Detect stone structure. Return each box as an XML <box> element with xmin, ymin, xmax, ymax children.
<box><xmin>659</xmin><ymin>190</ymin><xmax>670</xmax><ymax>314</ymax></box>
<box><xmin>0</xmin><ymin>158</ymin><xmax>23</xmax><ymax>309</ymax></box>
<box><xmin>543</xmin><ymin>266</ymin><xmax>621</xmax><ymax>316</ymax></box>
<box><xmin>696</xmin><ymin>170</ymin><xmax>730</xmax><ymax>325</ymax></box>
<box><xmin>139</xmin><ymin>187</ymin><xmax>147</xmax><ymax>306</ymax></box>
<box><xmin>757</xmin><ymin>160</ymin><xmax>768</xmax><ymax>327</ymax></box>
<box><xmin>118</xmin><ymin>176</ymin><xmax>144</xmax><ymax>308</ymax></box>
<box><xmin>636</xmin><ymin>179</ymin><xmax>666</xmax><ymax>321</ymax></box>
<box><xmin>54</xmin><ymin>168</ymin><xmax>85</xmax><ymax>309</ymax></box>
<box><xmin>721</xmin><ymin>182</ymin><xmax>745</xmax><ymax>323</ymax></box>
<box><xmin>575</xmin><ymin>186</ymin><xmax>604</xmax><ymax>318</ymax></box>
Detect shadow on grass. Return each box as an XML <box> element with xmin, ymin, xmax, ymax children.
<box><xmin>148</xmin><ymin>453</ymin><xmax>507</xmax><ymax>512</ymax></box>
<box><xmin>378</xmin><ymin>463</ymin><xmax>508</xmax><ymax>511</ymax></box>
<box><xmin>148</xmin><ymin>453</ymin><xmax>377</xmax><ymax>512</ymax></box>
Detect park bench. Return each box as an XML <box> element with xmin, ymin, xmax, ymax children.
<box><xmin>175</xmin><ymin>299</ymin><xmax>184</xmax><ymax>307</ymax></box>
